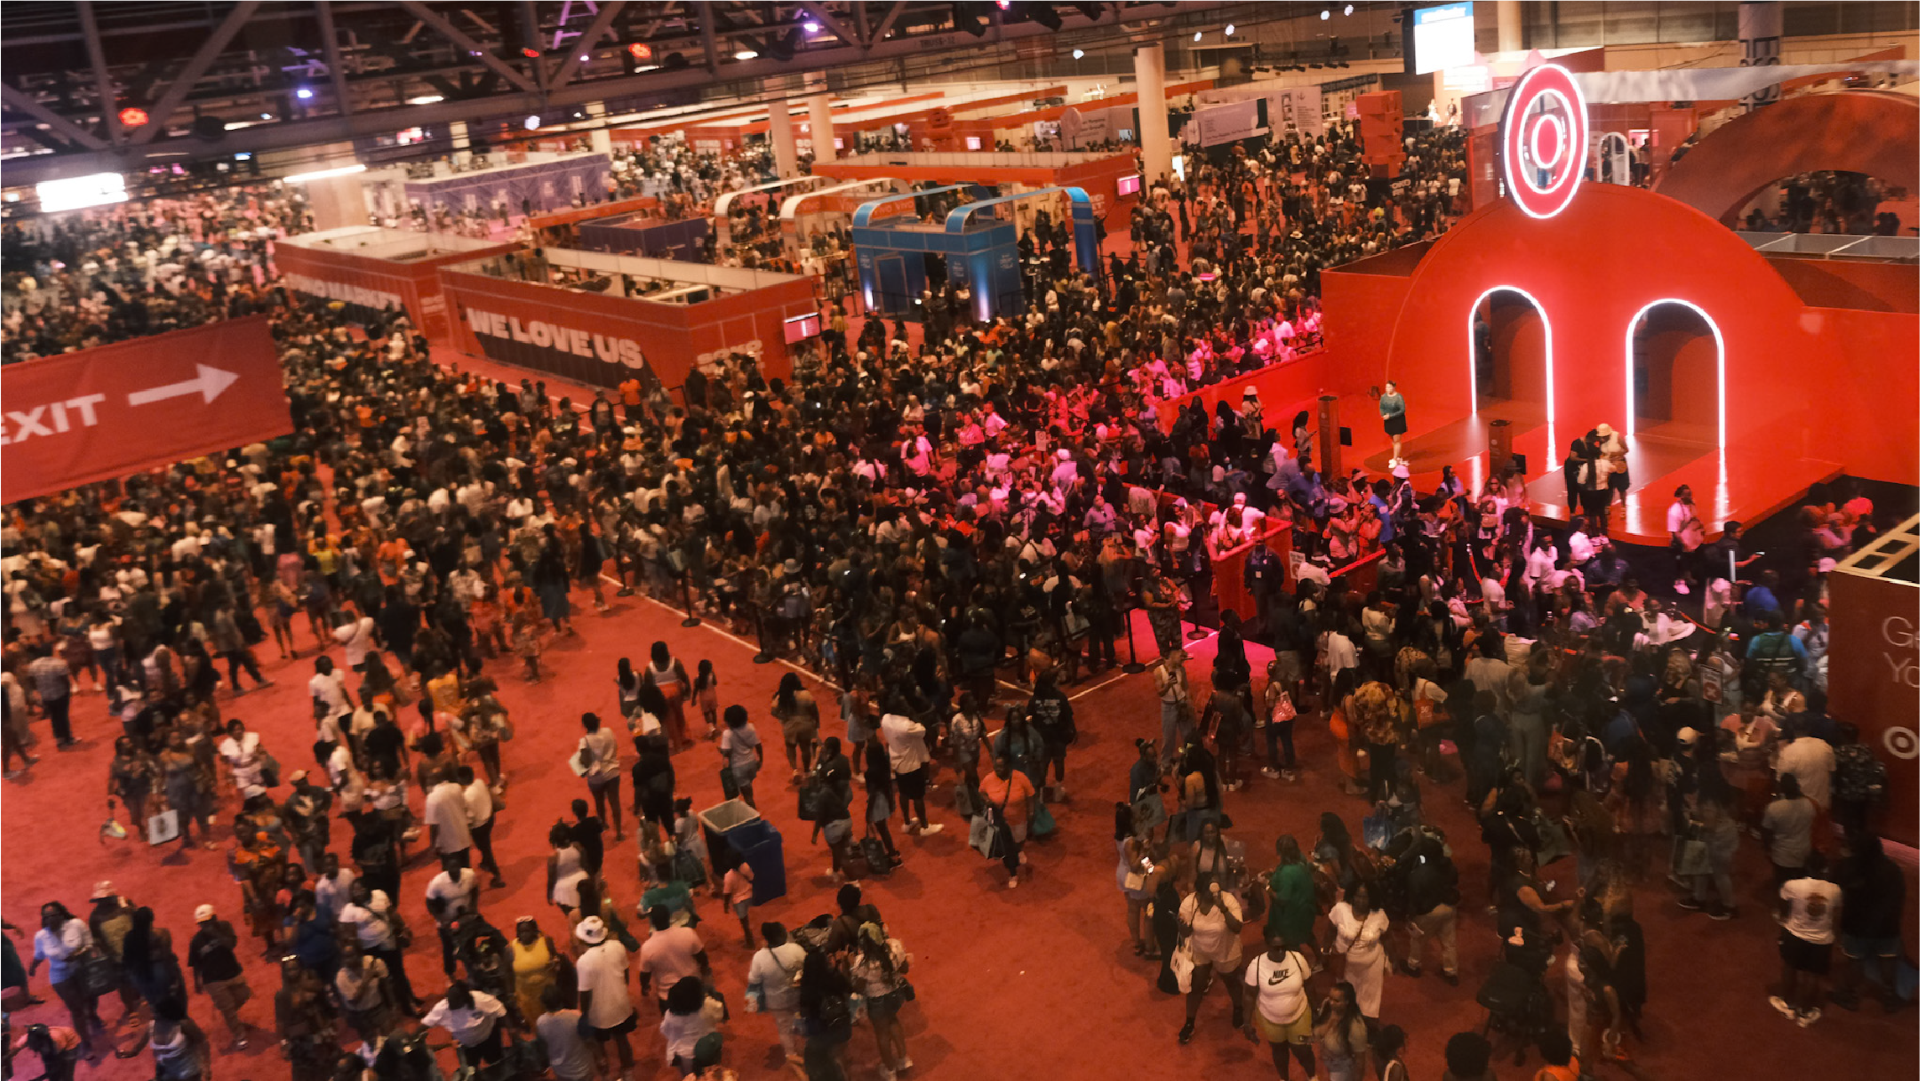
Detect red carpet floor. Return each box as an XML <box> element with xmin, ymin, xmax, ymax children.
<box><xmin>6</xmin><ymin>590</ymin><xmax>1914</xmax><ymax>1081</ymax></box>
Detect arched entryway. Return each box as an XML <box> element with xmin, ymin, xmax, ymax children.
<box><xmin>1626</xmin><ymin>299</ymin><xmax>1724</xmax><ymax>449</ymax></box>
<box><xmin>1469</xmin><ymin>286</ymin><xmax>1553</xmax><ymax>418</ymax></box>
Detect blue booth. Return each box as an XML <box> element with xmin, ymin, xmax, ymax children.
<box><xmin>852</xmin><ymin>184</ymin><xmax>1100</xmax><ymax>322</ymax></box>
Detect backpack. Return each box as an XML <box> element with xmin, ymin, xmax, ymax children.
<box><xmin>815</xmin><ymin>992</ymin><xmax>853</xmax><ymax>1036</ymax></box>
<box><xmin>1747</xmin><ymin>631</ymin><xmax>1803</xmax><ymax>683</ymax></box>
<box><xmin>859</xmin><ymin>835</ymin><xmax>895</xmax><ymax>877</ymax></box>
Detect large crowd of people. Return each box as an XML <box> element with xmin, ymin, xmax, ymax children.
<box><xmin>0</xmin><ymin>94</ymin><xmax>1908</xmax><ymax>1081</ymax></box>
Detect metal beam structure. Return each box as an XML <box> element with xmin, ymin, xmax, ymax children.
<box><xmin>75</xmin><ymin>2</ymin><xmax>122</xmax><ymax>146</ymax></box>
<box><xmin>0</xmin><ymin>0</ymin><xmax>1257</xmax><ymax>188</ymax></box>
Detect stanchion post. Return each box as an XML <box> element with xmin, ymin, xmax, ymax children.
<box><xmin>1122</xmin><ymin>600</ymin><xmax>1145</xmax><ymax>674</ymax></box>
<box><xmin>679</xmin><ymin>571</ymin><xmax>700</xmax><ymax>628</ymax></box>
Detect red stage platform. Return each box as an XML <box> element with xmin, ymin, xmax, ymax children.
<box><xmin>1361</xmin><ymin>407</ymin><xmax>1844</xmax><ymax>545</ymax></box>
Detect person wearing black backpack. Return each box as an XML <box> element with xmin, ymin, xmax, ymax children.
<box><xmin>798</xmin><ymin>948</ymin><xmax>854</xmax><ymax>1081</ymax></box>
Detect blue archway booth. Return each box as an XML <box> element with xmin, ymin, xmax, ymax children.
<box><xmin>852</xmin><ymin>184</ymin><xmax>1100</xmax><ymax>322</ymax></box>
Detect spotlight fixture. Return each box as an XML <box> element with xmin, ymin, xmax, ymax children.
<box><xmin>117</xmin><ymin>106</ymin><xmax>150</xmax><ymax>127</ymax></box>
<box><xmin>259</xmin><ymin>112</ymin><xmax>272</xmax><ymax>119</ymax></box>
<box><xmin>627</xmin><ymin>42</ymin><xmax>653</xmax><ymax>60</ymax></box>
<box><xmin>803</xmin><ymin>20</ymin><xmax>821</xmax><ymax>31</ymax></box>
<box><xmin>1072</xmin><ymin>47</ymin><xmax>1084</xmax><ymax>58</ymax></box>
<box><xmin>1224</xmin><ymin>23</ymin><xmax>1234</xmax><ymax>34</ymax></box>
<box><xmin>520</xmin><ymin>47</ymin><xmax>540</xmax><ymax>58</ymax></box>
<box><xmin>1344</xmin><ymin>3</ymin><xmax>1353</xmax><ymax>13</ymax></box>
<box><xmin>1320</xmin><ymin>8</ymin><xmax>1330</xmax><ymax>19</ymax></box>
<box><xmin>734</xmin><ymin>49</ymin><xmax>759</xmax><ymax>59</ymax></box>
<box><xmin>524</xmin><ymin>115</ymin><xmax>540</xmax><ymax>130</ymax></box>
<box><xmin>295</xmin><ymin>87</ymin><xmax>314</xmax><ymax>100</ymax></box>
<box><xmin>1193</xmin><ymin>30</ymin><xmax>1201</xmax><ymax>40</ymax></box>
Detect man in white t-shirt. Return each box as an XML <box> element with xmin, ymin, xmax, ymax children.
<box><xmin>421</xmin><ymin>983</ymin><xmax>508</xmax><ymax>1059</ymax></box>
<box><xmin>422</xmin><ymin>772</ymin><xmax>474</xmax><ymax>861</ymax></box>
<box><xmin>333</xmin><ymin>609</ymin><xmax>377</xmax><ymax>671</ymax></box>
<box><xmin>1242</xmin><ymin>938</ymin><xmax>1315</xmax><ymax>1075</ymax></box>
<box><xmin>1773</xmin><ymin>854</ymin><xmax>1842</xmax><ymax>1026</ymax></box>
<box><xmin>746</xmin><ymin>923</ymin><xmax>809</xmax><ymax>1061</ymax></box>
<box><xmin>424</xmin><ymin>857</ymin><xmax>480</xmax><ymax>978</ymax></box>
<box><xmin>574</xmin><ymin>917</ymin><xmax>637</xmax><ymax>1076</ymax></box>
<box><xmin>308</xmin><ymin>656</ymin><xmax>353</xmax><ymax>724</ymax></box>
<box><xmin>532</xmin><ymin>988</ymin><xmax>595</xmax><ymax>1081</ymax></box>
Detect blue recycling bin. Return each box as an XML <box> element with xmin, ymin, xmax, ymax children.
<box><xmin>698</xmin><ymin>798</ymin><xmax>787</xmax><ymax>904</ymax></box>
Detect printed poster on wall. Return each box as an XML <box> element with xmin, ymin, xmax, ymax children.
<box><xmin>1266</xmin><ymin>87</ymin><xmax>1325</xmax><ymax>139</ymax></box>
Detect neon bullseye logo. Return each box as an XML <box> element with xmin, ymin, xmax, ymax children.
<box><xmin>1500</xmin><ymin>63</ymin><xmax>1588</xmax><ymax>220</ymax></box>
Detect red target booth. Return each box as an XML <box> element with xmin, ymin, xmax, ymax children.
<box><xmin>1317</xmin><ymin>65</ymin><xmax>1917</xmax><ymax>544</ymax></box>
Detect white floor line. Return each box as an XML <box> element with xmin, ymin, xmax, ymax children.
<box><xmin>1068</xmin><ymin>672</ymin><xmax>1130</xmax><ymax>701</ymax></box>
<box><xmin>603</xmin><ymin>574</ymin><xmax>843</xmax><ymax>692</ymax></box>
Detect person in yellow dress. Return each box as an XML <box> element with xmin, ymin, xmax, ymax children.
<box><xmin>509</xmin><ymin>917</ymin><xmax>568</xmax><ymax>1027</ymax></box>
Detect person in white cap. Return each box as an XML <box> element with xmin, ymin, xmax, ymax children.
<box><xmin>186</xmin><ymin>904</ymin><xmax>252</xmax><ymax>1048</ymax></box>
<box><xmin>573</xmin><ymin>916</ymin><xmax>637</xmax><ymax>1076</ymax></box>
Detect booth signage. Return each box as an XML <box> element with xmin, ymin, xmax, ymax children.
<box><xmin>284</xmin><ymin>272</ymin><xmax>406</xmax><ymax>314</ymax></box>
<box><xmin>0</xmin><ymin>317</ymin><xmax>291</xmax><ymax>504</ymax></box>
<box><xmin>464</xmin><ymin>307</ymin><xmax>648</xmax><ymax>368</ymax></box>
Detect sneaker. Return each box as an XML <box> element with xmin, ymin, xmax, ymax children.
<box><xmin>1796</xmin><ymin>1007</ymin><xmax>1821</xmax><ymax>1027</ymax></box>
<box><xmin>1177</xmin><ymin>1020</ymin><xmax>1195</xmax><ymax>1044</ymax></box>
<box><xmin>1768</xmin><ymin>995</ymin><xmax>1796</xmax><ymax>1018</ymax></box>
<box><xmin>1708</xmin><ymin>906</ymin><xmax>1734</xmax><ymax>921</ymax></box>
<box><xmin>920</xmin><ymin>823</ymin><xmax>945</xmax><ymax>836</ymax></box>
<box><xmin>1261</xmin><ymin>767</ymin><xmax>1281</xmax><ymax>778</ymax></box>
<box><xmin>900</xmin><ymin>1058</ymin><xmax>914</xmax><ymax>1071</ymax></box>
<box><xmin>1676</xmin><ymin>897</ymin><xmax>1704</xmax><ymax>912</ymax></box>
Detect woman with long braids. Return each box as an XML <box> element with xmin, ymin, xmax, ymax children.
<box><xmin>1313</xmin><ymin>981</ymin><xmax>1370</xmax><ymax>1081</ymax></box>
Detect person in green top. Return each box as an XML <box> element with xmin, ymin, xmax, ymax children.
<box><xmin>1378</xmin><ymin>381</ymin><xmax>1408</xmax><ymax>465</ymax></box>
<box><xmin>1265</xmin><ymin>835</ymin><xmax>1318</xmax><ymax>951</ymax></box>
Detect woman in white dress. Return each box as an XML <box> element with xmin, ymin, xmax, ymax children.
<box><xmin>1327</xmin><ymin>881</ymin><xmax>1390</xmax><ymax>1019</ymax></box>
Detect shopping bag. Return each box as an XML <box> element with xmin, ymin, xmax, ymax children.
<box><xmin>146</xmin><ymin>809</ymin><xmax>181</xmax><ymax>846</ymax></box>
<box><xmin>1031</xmin><ymin>802</ymin><xmax>1058</xmax><ymax>839</ymax></box>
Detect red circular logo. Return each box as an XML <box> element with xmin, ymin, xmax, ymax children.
<box><xmin>1500</xmin><ymin>64</ymin><xmax>1587</xmax><ymax>220</ymax></box>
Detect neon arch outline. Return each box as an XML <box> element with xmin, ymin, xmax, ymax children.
<box><xmin>1466</xmin><ymin>284</ymin><xmax>1556</xmax><ymax>472</ymax></box>
<box><xmin>1623</xmin><ymin>298</ymin><xmax>1727</xmax><ymax>450</ymax></box>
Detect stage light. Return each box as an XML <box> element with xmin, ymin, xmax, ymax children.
<box><xmin>406</xmin><ymin>94</ymin><xmax>445</xmax><ymax>105</ymax></box>
<box><xmin>524</xmin><ymin>115</ymin><xmax>541</xmax><ymax>130</ymax></box>
<box><xmin>803</xmin><ymin>20</ymin><xmax>821</xmax><ymax>31</ymax></box>
<box><xmin>283</xmin><ymin>163</ymin><xmax>367</xmax><ymax>184</ymax></box>
<box><xmin>1072</xmin><ymin>48</ymin><xmax>1084</xmax><ymax>58</ymax></box>
<box><xmin>117</xmin><ymin>106</ymin><xmax>149</xmax><ymax>127</ymax></box>
<box><xmin>36</xmin><ymin>172</ymin><xmax>127</xmax><ymax>213</ymax></box>
<box><xmin>1320</xmin><ymin>8</ymin><xmax>1330</xmax><ymax>19</ymax></box>
<box><xmin>1193</xmin><ymin>30</ymin><xmax>1202</xmax><ymax>40</ymax></box>
<box><xmin>627</xmin><ymin>42</ymin><xmax>653</xmax><ymax>60</ymax></box>
<box><xmin>260</xmin><ymin>112</ymin><xmax>272</xmax><ymax>119</ymax></box>
<box><xmin>734</xmin><ymin>49</ymin><xmax>759</xmax><ymax>59</ymax></box>
<box><xmin>521</xmin><ymin>47</ymin><xmax>540</xmax><ymax>58</ymax></box>
<box><xmin>1224</xmin><ymin>23</ymin><xmax>1234</xmax><ymax>35</ymax></box>
<box><xmin>1344</xmin><ymin>3</ymin><xmax>1353</xmax><ymax>14</ymax></box>
<box><xmin>295</xmin><ymin>87</ymin><xmax>314</xmax><ymax>100</ymax></box>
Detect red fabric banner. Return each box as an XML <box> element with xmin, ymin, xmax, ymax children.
<box><xmin>1</xmin><ymin>317</ymin><xmax>292</xmax><ymax>505</ymax></box>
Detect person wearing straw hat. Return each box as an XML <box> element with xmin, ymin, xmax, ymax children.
<box><xmin>574</xmin><ymin>916</ymin><xmax>637</xmax><ymax>1078</ymax></box>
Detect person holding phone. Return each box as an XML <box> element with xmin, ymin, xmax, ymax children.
<box><xmin>1176</xmin><ymin>872</ymin><xmax>1246</xmax><ymax>1044</ymax></box>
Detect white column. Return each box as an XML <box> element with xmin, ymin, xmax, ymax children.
<box><xmin>450</xmin><ymin>121</ymin><xmax>472</xmax><ymax>166</ymax></box>
<box><xmin>807</xmin><ymin>95</ymin><xmax>835</xmax><ymax>162</ymax></box>
<box><xmin>1497</xmin><ymin>0</ymin><xmax>1523</xmax><ymax>53</ymax></box>
<box><xmin>769</xmin><ymin>99</ymin><xmax>799</xmax><ymax>178</ymax></box>
<box><xmin>302</xmin><ymin>144</ymin><xmax>369</xmax><ymax>231</ymax></box>
<box><xmin>586</xmin><ymin>102</ymin><xmax>613</xmax><ymax>154</ymax></box>
<box><xmin>1133</xmin><ymin>43</ymin><xmax>1171</xmax><ymax>188</ymax></box>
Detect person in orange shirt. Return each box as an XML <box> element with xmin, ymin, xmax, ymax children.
<box><xmin>977</xmin><ymin>757</ymin><xmax>1037</xmax><ymax>889</ymax></box>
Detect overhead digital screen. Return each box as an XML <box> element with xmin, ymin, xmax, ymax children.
<box><xmin>1411</xmin><ymin>2</ymin><xmax>1476</xmax><ymax>74</ymax></box>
